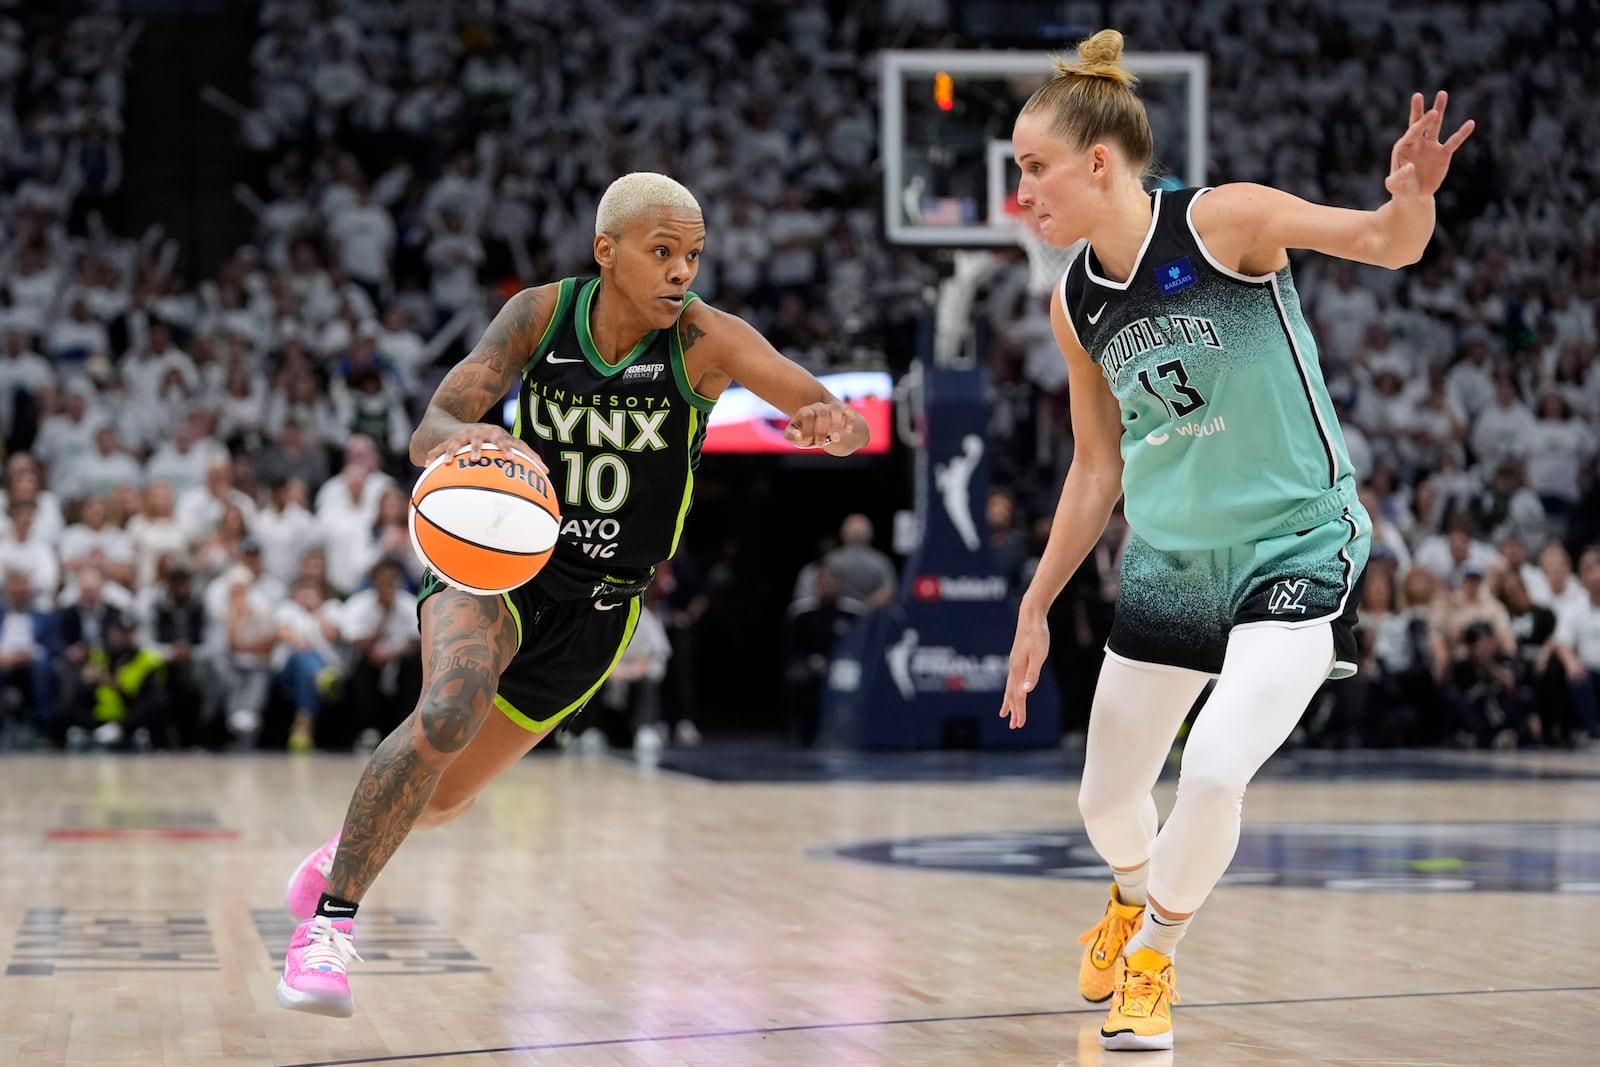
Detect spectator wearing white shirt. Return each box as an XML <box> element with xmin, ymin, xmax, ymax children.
<box><xmin>372</xmin><ymin>306</ymin><xmax>426</xmax><ymax>403</ymax></box>
<box><xmin>1527</xmin><ymin>542</ymin><xmax>1591</xmax><ymax>621</ymax></box>
<box><xmin>424</xmin><ymin>210</ymin><xmax>485</xmax><ymax>316</ymax></box>
<box><xmin>33</xmin><ymin>382</ymin><xmax>105</xmax><ymax>480</ymax></box>
<box><xmin>47</xmin><ymin>297</ymin><xmax>110</xmax><ymax>364</ymax></box>
<box><xmin>272</xmin><ymin>576</ymin><xmax>346</xmax><ymax>752</ymax></box>
<box><xmin>1395</xmin><ymin>384</ymin><xmax>1466</xmax><ymax>474</ymax></box>
<box><xmin>1445</xmin><ymin>335</ymin><xmax>1496</xmax><ymax>420</ymax></box>
<box><xmin>1413</xmin><ymin>516</ymin><xmax>1500</xmax><ymax>590</ymax></box>
<box><xmin>144</xmin><ymin>415</ymin><xmax>226</xmax><ymax>498</ymax></box>
<box><xmin>328</xmin><ymin>183</ymin><xmax>395</xmax><ymax>300</ymax></box>
<box><xmin>1553</xmin><ymin>566</ymin><xmax>1600</xmax><ymax>741</ymax></box>
<box><xmin>0</xmin><ymin>329</ymin><xmax>56</xmax><ymax>439</ymax></box>
<box><xmin>1311</xmin><ymin>262</ymin><xmax>1381</xmax><ymax>369</ymax></box>
<box><xmin>422</xmin><ymin>151</ymin><xmax>490</xmax><ymax>234</ymax></box>
<box><xmin>1524</xmin><ymin>392</ymin><xmax>1596</xmax><ymax>522</ymax></box>
<box><xmin>122</xmin><ymin>319</ymin><xmax>200</xmax><ymax>406</ymax></box>
<box><xmin>177</xmin><ymin>456</ymin><xmax>259</xmax><ymax>543</ymax></box>
<box><xmin>339</xmin><ymin>555</ymin><xmax>420</xmax><ymax>737</ymax></box>
<box><xmin>1353</xmin><ymin>359</ymin><xmax>1413</xmax><ymax>440</ymax></box>
<box><xmin>0</xmin><ymin>457</ymin><xmax>67</xmax><ymax>545</ymax></box>
<box><xmin>1469</xmin><ymin>378</ymin><xmax>1536</xmax><ymax>470</ymax></box>
<box><xmin>765</xmin><ymin>185</ymin><xmax>826</xmax><ymax>290</ymax></box>
<box><xmin>206</xmin><ymin>562</ymin><xmax>280</xmax><ymax>743</ymax></box>
<box><xmin>58</xmin><ymin>425</ymin><xmax>143</xmax><ymax>507</ymax></box>
<box><xmin>315</xmin><ymin>435</ymin><xmax>395</xmax><ymax>594</ymax></box>
<box><xmin>60</xmin><ymin>495</ymin><xmax>135</xmax><ymax>589</ymax></box>
<box><xmin>6</xmin><ymin>244</ymin><xmax>60</xmax><ymax>336</ymax></box>
<box><xmin>126</xmin><ymin>481</ymin><xmax>189</xmax><ymax>590</ymax></box>
<box><xmin>214</xmin><ymin>361</ymin><xmax>269</xmax><ymax>448</ymax></box>
<box><xmin>254</xmin><ymin>475</ymin><xmax>321</xmax><ymax>587</ymax></box>
<box><xmin>0</xmin><ymin>502</ymin><xmax>60</xmax><ymax>606</ymax></box>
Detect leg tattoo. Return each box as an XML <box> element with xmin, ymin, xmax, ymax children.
<box><xmin>326</xmin><ymin>592</ymin><xmax>518</xmax><ymax>901</ymax></box>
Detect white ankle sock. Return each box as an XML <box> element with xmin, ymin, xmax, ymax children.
<box><xmin>1126</xmin><ymin>909</ymin><xmax>1188</xmax><ymax>959</ymax></box>
<box><xmin>1113</xmin><ymin>863</ymin><xmax>1149</xmax><ymax>907</ymax></box>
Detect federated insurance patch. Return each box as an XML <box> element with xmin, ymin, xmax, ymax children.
<box><xmin>815</xmin><ymin>821</ymin><xmax>1600</xmax><ymax>894</ymax></box>
<box><xmin>1157</xmin><ymin>256</ymin><xmax>1197</xmax><ymax>294</ymax></box>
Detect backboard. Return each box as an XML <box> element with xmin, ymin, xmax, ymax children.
<box><xmin>881</xmin><ymin>50</ymin><xmax>1208</xmax><ymax>247</ymax></box>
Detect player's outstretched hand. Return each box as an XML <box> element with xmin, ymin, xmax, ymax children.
<box><xmin>1386</xmin><ymin>90</ymin><xmax>1475</xmax><ymax>200</ymax></box>
<box><xmin>1000</xmin><ymin>613</ymin><xmax>1050</xmax><ymax>730</ymax></box>
<box><xmin>784</xmin><ymin>401</ymin><xmax>861</xmax><ymax>455</ymax></box>
<box><xmin>426</xmin><ymin>424</ymin><xmax>548</xmax><ymax>470</ymax></box>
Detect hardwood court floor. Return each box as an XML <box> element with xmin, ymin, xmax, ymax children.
<box><xmin>1</xmin><ymin>747</ymin><xmax>1598</xmax><ymax>1066</ymax></box>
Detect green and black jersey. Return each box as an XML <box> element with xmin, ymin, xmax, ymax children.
<box><xmin>510</xmin><ymin>276</ymin><xmax>714</xmax><ymax>601</ymax></box>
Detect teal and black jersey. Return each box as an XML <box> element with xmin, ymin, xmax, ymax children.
<box><xmin>510</xmin><ymin>276</ymin><xmax>713</xmax><ymax>600</ymax></box>
<box><xmin>1060</xmin><ymin>187</ymin><xmax>1358</xmax><ymax>552</ymax></box>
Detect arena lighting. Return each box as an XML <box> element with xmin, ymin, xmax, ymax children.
<box><xmin>933</xmin><ymin>71</ymin><xmax>954</xmax><ymax>111</ymax></box>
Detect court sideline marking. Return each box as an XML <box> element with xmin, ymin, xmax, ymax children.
<box><xmin>277</xmin><ymin>982</ymin><xmax>1600</xmax><ymax>1067</ymax></box>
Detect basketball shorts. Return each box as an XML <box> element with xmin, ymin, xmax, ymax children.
<box><xmin>1106</xmin><ymin>505</ymin><xmax>1371</xmax><ymax>679</ymax></box>
<box><xmin>418</xmin><ymin>571</ymin><xmax>641</xmax><ymax>733</ymax></box>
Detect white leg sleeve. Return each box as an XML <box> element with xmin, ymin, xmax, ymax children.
<box><xmin>1147</xmin><ymin>622</ymin><xmax>1334</xmax><ymax>913</ymax></box>
<box><xmin>1078</xmin><ymin>652</ymin><xmax>1211</xmax><ymax>869</ymax></box>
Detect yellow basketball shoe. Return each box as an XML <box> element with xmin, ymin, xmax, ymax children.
<box><xmin>1077</xmin><ymin>884</ymin><xmax>1145</xmax><ymax>1002</ymax></box>
<box><xmin>1099</xmin><ymin>948</ymin><xmax>1178</xmax><ymax>1051</ymax></box>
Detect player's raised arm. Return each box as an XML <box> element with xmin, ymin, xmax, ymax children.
<box><xmin>677</xmin><ymin>301</ymin><xmax>870</xmax><ymax>457</ymax></box>
<box><xmin>1193</xmin><ymin>91</ymin><xmax>1475</xmax><ymax>273</ymax></box>
<box><xmin>409</xmin><ymin>285</ymin><xmax>558</xmax><ymax>466</ymax></box>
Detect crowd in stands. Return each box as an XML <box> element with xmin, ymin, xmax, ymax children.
<box><xmin>0</xmin><ymin>0</ymin><xmax>1595</xmax><ymax>752</ymax></box>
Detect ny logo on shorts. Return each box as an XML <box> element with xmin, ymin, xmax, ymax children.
<box><xmin>1267</xmin><ymin>578</ymin><xmax>1311</xmax><ymax>614</ymax></box>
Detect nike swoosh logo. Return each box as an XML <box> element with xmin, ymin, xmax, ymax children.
<box><xmin>594</xmin><ymin>600</ymin><xmax>621</xmax><ymax>611</ymax></box>
<box><xmin>546</xmin><ymin>350</ymin><xmax>583</xmax><ymax>365</ymax></box>
<box><xmin>1087</xmin><ymin>303</ymin><xmax>1108</xmax><ymax>325</ymax></box>
<box><xmin>321</xmin><ymin>905</ymin><xmax>355</xmax><ymax>914</ymax></box>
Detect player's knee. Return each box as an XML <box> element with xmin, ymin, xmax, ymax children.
<box><xmin>1078</xmin><ymin>779</ymin><xmax>1131</xmax><ymax>828</ymax></box>
<box><xmin>1173</xmin><ymin>762</ymin><xmax>1247</xmax><ymax>814</ymax></box>
<box><xmin>413</xmin><ymin>696</ymin><xmax>484</xmax><ymax>758</ymax></box>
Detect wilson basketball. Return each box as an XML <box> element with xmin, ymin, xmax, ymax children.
<box><xmin>408</xmin><ymin>444</ymin><xmax>561</xmax><ymax>595</ymax></box>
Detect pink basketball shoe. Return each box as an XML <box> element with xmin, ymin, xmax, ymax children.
<box><xmin>284</xmin><ymin>833</ymin><xmax>340</xmax><ymax>920</ymax></box>
<box><xmin>276</xmin><ymin>915</ymin><xmax>361</xmax><ymax>1017</ymax></box>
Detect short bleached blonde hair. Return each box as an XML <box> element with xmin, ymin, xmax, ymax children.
<box><xmin>594</xmin><ymin>172</ymin><xmax>702</xmax><ymax>236</ymax></box>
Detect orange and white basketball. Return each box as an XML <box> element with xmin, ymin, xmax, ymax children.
<box><xmin>408</xmin><ymin>444</ymin><xmax>561</xmax><ymax>595</ymax></box>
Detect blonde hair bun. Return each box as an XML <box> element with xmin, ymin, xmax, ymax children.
<box><xmin>1051</xmin><ymin>29</ymin><xmax>1138</xmax><ymax>89</ymax></box>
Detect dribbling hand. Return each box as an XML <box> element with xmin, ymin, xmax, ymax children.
<box><xmin>1386</xmin><ymin>91</ymin><xmax>1475</xmax><ymax>200</ymax></box>
<box><xmin>426</xmin><ymin>423</ymin><xmax>548</xmax><ymax>471</ymax></box>
<box><xmin>1000</xmin><ymin>613</ymin><xmax>1050</xmax><ymax>730</ymax></box>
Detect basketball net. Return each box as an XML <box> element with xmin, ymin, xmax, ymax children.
<box><xmin>1002</xmin><ymin>195</ymin><xmax>1085</xmax><ymax>297</ymax></box>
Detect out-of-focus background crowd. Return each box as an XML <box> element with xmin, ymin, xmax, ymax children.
<box><xmin>0</xmin><ymin>0</ymin><xmax>1596</xmax><ymax>754</ymax></box>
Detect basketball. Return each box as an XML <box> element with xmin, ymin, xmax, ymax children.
<box><xmin>408</xmin><ymin>444</ymin><xmax>561</xmax><ymax>595</ymax></box>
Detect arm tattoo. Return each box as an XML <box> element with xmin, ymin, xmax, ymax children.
<box><xmin>681</xmin><ymin>323</ymin><xmax>707</xmax><ymax>351</ymax></box>
<box><xmin>325</xmin><ymin>592</ymin><xmax>519</xmax><ymax>901</ymax></box>
<box><xmin>412</xmin><ymin>290</ymin><xmax>544</xmax><ymax>456</ymax></box>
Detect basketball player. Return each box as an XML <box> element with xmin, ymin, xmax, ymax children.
<box><xmin>276</xmin><ymin>172</ymin><xmax>867</xmax><ymax>1017</ymax></box>
<box><xmin>998</xmin><ymin>32</ymin><xmax>1473</xmax><ymax>1051</ymax></box>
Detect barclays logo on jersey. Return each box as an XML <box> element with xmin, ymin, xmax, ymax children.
<box><xmin>1157</xmin><ymin>256</ymin><xmax>1197</xmax><ymax>294</ymax></box>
